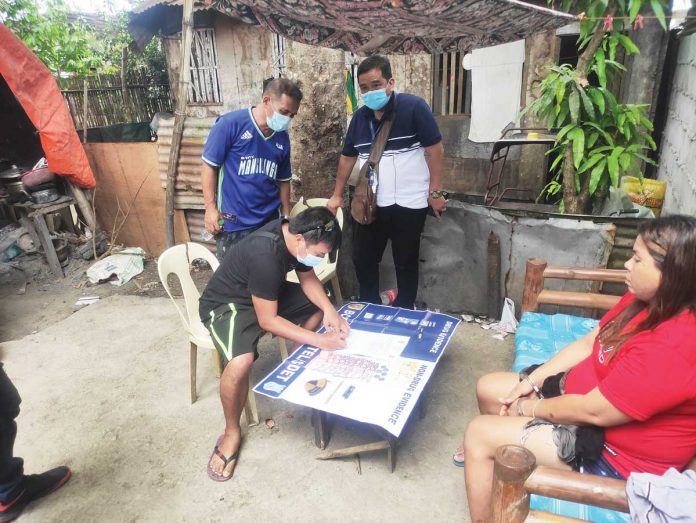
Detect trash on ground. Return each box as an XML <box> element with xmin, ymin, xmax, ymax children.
<box><xmin>461</xmin><ymin>314</ymin><xmax>474</xmax><ymax>322</ymax></box>
<box><xmin>86</xmin><ymin>247</ymin><xmax>145</xmax><ymax>286</ymax></box>
<box><xmin>75</xmin><ymin>296</ymin><xmax>100</xmax><ymax>307</ymax></box>
<box><xmin>490</xmin><ymin>297</ymin><xmax>518</xmax><ymax>334</ymax></box>
<box><xmin>265</xmin><ymin>418</ymin><xmax>276</xmax><ymax>429</ymax></box>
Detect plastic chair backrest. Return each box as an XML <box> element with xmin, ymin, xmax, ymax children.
<box><xmin>289</xmin><ymin>196</ymin><xmax>306</xmax><ymax>217</ymax></box>
<box><xmin>302</xmin><ymin>197</ymin><xmax>342</xmax><ymax>274</ymax></box>
<box><xmin>157</xmin><ymin>242</ymin><xmax>219</xmax><ymax>334</ymax></box>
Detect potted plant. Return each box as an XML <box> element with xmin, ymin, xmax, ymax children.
<box><xmin>522</xmin><ymin>0</ymin><xmax>668</xmax><ymax>214</ymax></box>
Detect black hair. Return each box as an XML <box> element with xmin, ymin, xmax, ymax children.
<box><xmin>262</xmin><ymin>77</ymin><xmax>274</xmax><ymax>92</ymax></box>
<box><xmin>263</xmin><ymin>78</ymin><xmax>303</xmax><ymax>103</ymax></box>
<box><xmin>357</xmin><ymin>55</ymin><xmax>392</xmax><ymax>81</ymax></box>
<box><xmin>288</xmin><ymin>206</ymin><xmax>341</xmax><ymax>253</ymax></box>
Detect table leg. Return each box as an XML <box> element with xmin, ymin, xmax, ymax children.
<box><xmin>32</xmin><ymin>215</ymin><xmax>63</xmax><ymax>278</ymax></box>
<box><xmin>18</xmin><ymin>214</ymin><xmax>41</xmax><ymax>254</ymax></box>
<box><xmin>311</xmin><ymin>409</ymin><xmax>330</xmax><ymax>450</ymax></box>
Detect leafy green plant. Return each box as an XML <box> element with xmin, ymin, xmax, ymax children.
<box><xmin>523</xmin><ymin>0</ymin><xmax>667</xmax><ymax>213</ymax></box>
<box><xmin>0</xmin><ymin>0</ymin><xmax>167</xmax><ymax>82</ymax></box>
<box><xmin>0</xmin><ymin>0</ymin><xmax>103</xmax><ymax>75</ymax></box>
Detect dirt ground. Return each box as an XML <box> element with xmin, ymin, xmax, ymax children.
<box><xmin>0</xmin><ymin>253</ymin><xmax>515</xmax><ymax>522</ymax></box>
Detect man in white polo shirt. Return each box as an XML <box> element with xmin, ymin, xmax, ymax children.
<box><xmin>327</xmin><ymin>55</ymin><xmax>446</xmax><ymax>309</ymax></box>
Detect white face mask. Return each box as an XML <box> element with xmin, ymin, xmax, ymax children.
<box><xmin>297</xmin><ymin>239</ymin><xmax>324</xmax><ymax>267</ymax></box>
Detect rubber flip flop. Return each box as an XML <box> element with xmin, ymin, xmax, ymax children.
<box><xmin>452</xmin><ymin>447</ymin><xmax>465</xmax><ymax>467</ymax></box>
<box><xmin>207</xmin><ymin>435</ymin><xmax>239</xmax><ymax>482</ymax></box>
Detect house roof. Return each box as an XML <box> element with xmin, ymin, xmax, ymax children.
<box><xmin>130</xmin><ymin>0</ymin><xmax>575</xmax><ymax>54</ymax></box>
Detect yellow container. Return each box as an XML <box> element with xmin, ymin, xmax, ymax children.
<box><xmin>620</xmin><ymin>176</ymin><xmax>667</xmax><ymax>217</ymax></box>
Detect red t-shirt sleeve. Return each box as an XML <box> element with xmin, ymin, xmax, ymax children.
<box><xmin>599</xmin><ymin>338</ymin><xmax>693</xmax><ymax>421</ymax></box>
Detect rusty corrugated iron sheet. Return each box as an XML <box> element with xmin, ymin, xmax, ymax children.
<box><xmin>185</xmin><ymin>209</ymin><xmax>216</xmax><ymax>252</ymax></box>
<box><xmin>157</xmin><ymin>117</ymin><xmax>215</xmax><ymax>208</ymax></box>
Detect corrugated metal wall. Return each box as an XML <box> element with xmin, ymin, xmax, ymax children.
<box><xmin>657</xmin><ymin>33</ymin><xmax>696</xmax><ymax>215</ymax></box>
<box><xmin>157</xmin><ymin>117</ymin><xmax>216</xmax><ymax>246</ymax></box>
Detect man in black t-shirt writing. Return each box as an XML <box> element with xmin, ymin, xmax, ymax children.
<box><xmin>199</xmin><ymin>206</ymin><xmax>349</xmax><ymax>481</ymax></box>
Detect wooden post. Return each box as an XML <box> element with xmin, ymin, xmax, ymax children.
<box><xmin>165</xmin><ymin>0</ymin><xmax>194</xmax><ymax>247</ymax></box>
<box><xmin>487</xmin><ymin>231</ymin><xmax>501</xmax><ymax>320</ymax></box>
<box><xmin>521</xmin><ymin>258</ymin><xmax>547</xmax><ymax>313</ymax></box>
<box><xmin>82</xmin><ymin>78</ymin><xmax>89</xmax><ymax>144</ymax></box>
<box><xmin>491</xmin><ymin>445</ymin><xmax>536</xmax><ymax>523</ymax></box>
<box><xmin>69</xmin><ymin>183</ymin><xmax>97</xmax><ymax>234</ymax></box>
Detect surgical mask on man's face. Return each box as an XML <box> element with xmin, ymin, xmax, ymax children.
<box><xmin>362</xmin><ymin>87</ymin><xmax>389</xmax><ymax>110</ymax></box>
<box><xmin>297</xmin><ymin>239</ymin><xmax>324</xmax><ymax>267</ymax></box>
<box><xmin>267</xmin><ymin>110</ymin><xmax>291</xmax><ymax>132</ymax></box>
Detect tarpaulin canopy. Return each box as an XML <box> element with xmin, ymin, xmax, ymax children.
<box><xmin>0</xmin><ymin>24</ymin><xmax>96</xmax><ymax>188</ymax></box>
<box><xmin>130</xmin><ymin>0</ymin><xmax>575</xmax><ymax>54</ymax></box>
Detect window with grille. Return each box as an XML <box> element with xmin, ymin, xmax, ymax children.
<box><xmin>188</xmin><ymin>28</ymin><xmax>222</xmax><ymax>104</ymax></box>
<box><xmin>432</xmin><ymin>52</ymin><xmax>470</xmax><ymax>115</ymax></box>
<box><xmin>271</xmin><ymin>33</ymin><xmax>287</xmax><ymax>78</ymax></box>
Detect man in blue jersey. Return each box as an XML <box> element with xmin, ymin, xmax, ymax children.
<box><xmin>327</xmin><ymin>55</ymin><xmax>446</xmax><ymax>310</ymax></box>
<box><xmin>201</xmin><ymin>78</ymin><xmax>302</xmax><ymax>261</ymax></box>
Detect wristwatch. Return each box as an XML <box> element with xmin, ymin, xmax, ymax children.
<box><xmin>429</xmin><ymin>190</ymin><xmax>445</xmax><ymax>199</ymax></box>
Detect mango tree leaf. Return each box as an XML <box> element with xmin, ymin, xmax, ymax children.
<box><xmin>629</xmin><ymin>0</ymin><xmax>642</xmax><ymax>22</ymax></box>
<box><xmin>595</xmin><ymin>49</ymin><xmax>607</xmax><ymax>87</ymax></box>
<box><xmin>579</xmin><ymin>153</ymin><xmax>604</xmax><ymax>174</ymax></box>
<box><xmin>587</xmin><ymin>132</ymin><xmax>599</xmax><ymax>148</ymax></box>
<box><xmin>588</xmin><ymin>89</ymin><xmax>605</xmax><ymax>115</ymax></box>
<box><xmin>609</xmin><ymin>36</ymin><xmax>619</xmax><ymax>61</ymax></box>
<box><xmin>569</xmin><ymin>90</ymin><xmax>580</xmax><ymax>124</ymax></box>
<box><xmin>584</xmin><ymin>122</ymin><xmax>614</xmax><ymax>146</ymax></box>
<box><xmin>556</xmin><ymin>123</ymin><xmax>576</xmax><ymax>142</ymax></box>
<box><xmin>608</xmin><ymin>147</ymin><xmax>625</xmax><ymax>186</ymax></box>
<box><xmin>639</xmin><ymin>115</ymin><xmax>654</xmax><ymax>131</ymax></box>
<box><xmin>619</xmin><ymin>152</ymin><xmax>632</xmax><ymax>171</ymax></box>
<box><xmin>549</xmin><ymin>152</ymin><xmax>565</xmax><ymax>173</ymax></box>
<box><xmin>645</xmin><ymin>134</ymin><xmax>657</xmax><ymax>150</ymax></box>
<box><xmin>618</xmin><ymin>35</ymin><xmax>640</xmax><ymax>55</ymax></box>
<box><xmin>599</xmin><ymin>87</ymin><xmax>618</xmax><ymax>114</ymax></box>
<box><xmin>589</xmin><ymin>158</ymin><xmax>607</xmax><ymax>195</ymax></box>
<box><xmin>651</xmin><ymin>0</ymin><xmax>667</xmax><ymax>29</ymax></box>
<box><xmin>555</xmin><ymin>81</ymin><xmax>565</xmax><ymax>105</ymax></box>
<box><xmin>570</xmin><ymin>128</ymin><xmax>585</xmax><ymax>169</ymax></box>
<box><xmin>579</xmin><ymin>89</ymin><xmax>596</xmax><ymax>119</ymax></box>
<box><xmin>555</xmin><ymin>105</ymin><xmax>570</xmax><ymax>127</ymax></box>
<box><xmin>606</xmin><ymin>60</ymin><xmax>628</xmax><ymax>73</ymax></box>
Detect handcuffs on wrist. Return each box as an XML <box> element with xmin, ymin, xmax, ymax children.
<box><xmin>519</xmin><ymin>371</ymin><xmax>544</xmax><ymax>399</ymax></box>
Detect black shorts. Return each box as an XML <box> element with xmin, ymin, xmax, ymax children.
<box><xmin>202</xmin><ymin>282</ymin><xmax>318</xmax><ymax>365</ymax></box>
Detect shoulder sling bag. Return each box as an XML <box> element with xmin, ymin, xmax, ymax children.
<box><xmin>350</xmin><ymin>100</ymin><xmax>397</xmax><ymax>225</ymax></box>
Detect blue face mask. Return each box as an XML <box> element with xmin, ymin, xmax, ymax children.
<box><xmin>267</xmin><ymin>110</ymin><xmax>291</xmax><ymax>132</ymax></box>
<box><xmin>297</xmin><ymin>240</ymin><xmax>324</xmax><ymax>267</ymax></box>
<box><xmin>362</xmin><ymin>88</ymin><xmax>389</xmax><ymax>110</ymax></box>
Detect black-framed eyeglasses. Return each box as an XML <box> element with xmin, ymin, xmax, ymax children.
<box><xmin>301</xmin><ymin>219</ymin><xmax>336</xmax><ymax>234</ymax></box>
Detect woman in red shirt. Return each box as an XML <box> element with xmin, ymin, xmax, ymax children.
<box><xmin>459</xmin><ymin>215</ymin><xmax>696</xmax><ymax>522</ymax></box>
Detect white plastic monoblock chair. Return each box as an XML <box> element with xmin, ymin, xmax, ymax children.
<box><xmin>286</xmin><ymin>197</ymin><xmax>344</xmax><ymax>306</ymax></box>
<box><xmin>157</xmin><ymin>242</ymin><xmax>285</xmax><ymax>426</ymax></box>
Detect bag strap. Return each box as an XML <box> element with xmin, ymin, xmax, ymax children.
<box><xmin>361</xmin><ymin>96</ymin><xmax>398</xmax><ymax>181</ymax></box>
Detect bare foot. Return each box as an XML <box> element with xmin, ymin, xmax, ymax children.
<box><xmin>209</xmin><ymin>431</ymin><xmax>241</xmax><ymax>479</ymax></box>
